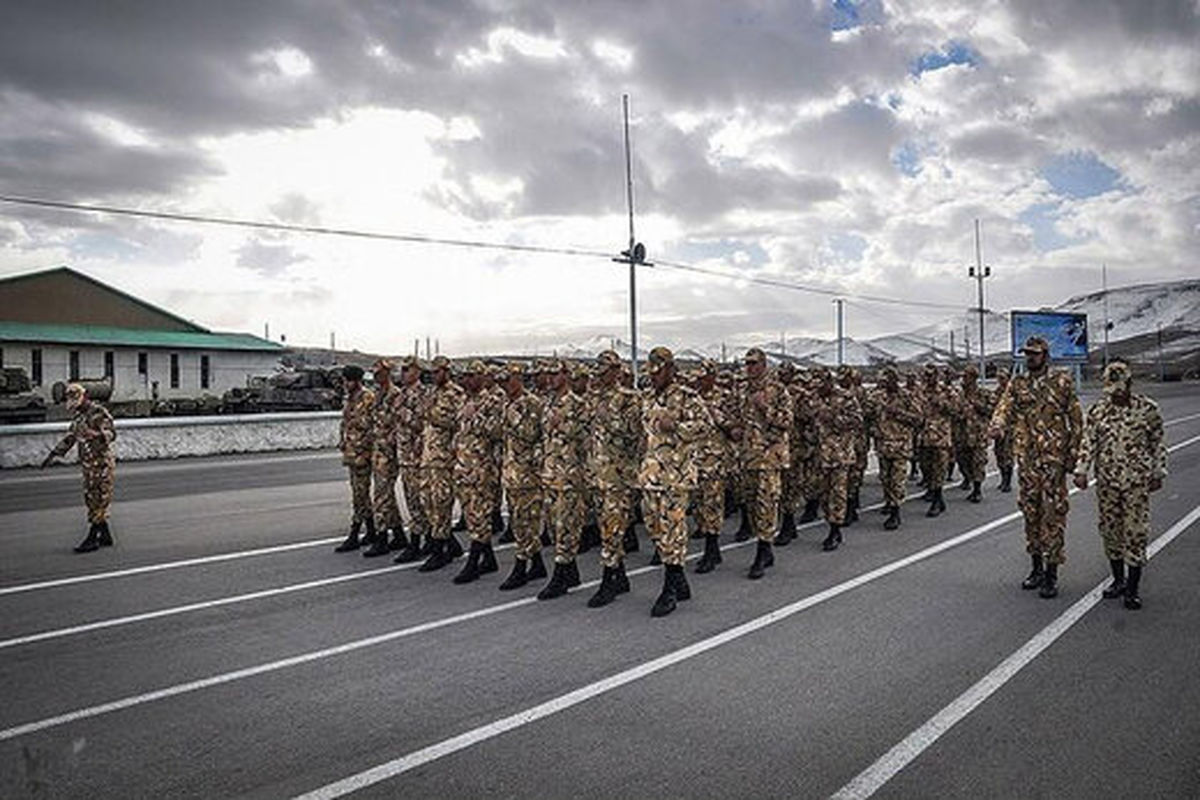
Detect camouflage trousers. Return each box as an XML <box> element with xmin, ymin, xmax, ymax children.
<box><xmin>960</xmin><ymin>443</ymin><xmax>988</xmax><ymax>484</ymax></box>
<box><xmin>694</xmin><ymin>476</ymin><xmax>725</xmax><ymax>536</ymax></box>
<box><xmin>82</xmin><ymin>463</ymin><xmax>115</xmax><ymax>525</ymax></box>
<box><xmin>421</xmin><ymin>467</ymin><xmax>455</xmax><ymax>541</ymax></box>
<box><xmin>821</xmin><ymin>465</ymin><xmax>850</xmax><ymax>526</ymax></box>
<box><xmin>1017</xmin><ymin>461</ymin><xmax>1069</xmax><ymax>565</ymax></box>
<box><xmin>878</xmin><ymin>455</ymin><xmax>909</xmax><ymax>508</ymax></box>
<box><xmin>801</xmin><ymin>453</ymin><xmax>823</xmax><ymax>507</ymax></box>
<box><xmin>547</xmin><ymin>487</ymin><xmax>585</xmax><ymax>565</ymax></box>
<box><xmin>643</xmin><ymin>489</ymin><xmax>690</xmax><ymax>566</ymax></box>
<box><xmin>920</xmin><ymin>446</ymin><xmax>949</xmax><ymax>491</ymax></box>
<box><xmin>781</xmin><ymin>457</ymin><xmax>804</xmax><ymax>515</ymax></box>
<box><xmin>993</xmin><ymin>436</ymin><xmax>1014</xmax><ymax>472</ymax></box>
<box><xmin>1096</xmin><ymin>482</ymin><xmax>1149</xmax><ymax>567</ymax></box>
<box><xmin>745</xmin><ymin>468</ymin><xmax>782</xmax><ymax>542</ymax></box>
<box><xmin>849</xmin><ymin>441</ymin><xmax>868</xmax><ymax>499</ymax></box>
<box><xmin>399</xmin><ymin>465</ymin><xmax>427</xmax><ymax>536</ymax></box>
<box><xmin>596</xmin><ymin>486</ymin><xmax>632</xmax><ymax>568</ymax></box>
<box><xmin>505</xmin><ymin>487</ymin><xmax>543</xmax><ymax>560</ymax></box>
<box><xmin>460</xmin><ymin>473</ymin><xmax>499</xmax><ymax>545</ymax></box>
<box><xmin>347</xmin><ymin>464</ymin><xmax>372</xmax><ymax>526</ymax></box>
<box><xmin>371</xmin><ymin>455</ymin><xmax>402</xmax><ymax>532</ymax></box>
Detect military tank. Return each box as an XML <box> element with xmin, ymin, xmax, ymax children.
<box><xmin>221</xmin><ymin>366</ymin><xmax>343</xmax><ymax>413</ymax></box>
<box><xmin>0</xmin><ymin>367</ymin><xmax>48</xmax><ymax>424</ymax></box>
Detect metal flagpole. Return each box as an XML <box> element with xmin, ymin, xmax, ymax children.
<box><xmin>613</xmin><ymin>94</ymin><xmax>650</xmax><ymax>383</ymax></box>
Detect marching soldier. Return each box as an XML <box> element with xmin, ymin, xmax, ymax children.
<box><xmin>990</xmin><ymin>336</ymin><xmax>1083</xmax><ymax>598</ymax></box>
<box><xmin>918</xmin><ymin>363</ymin><xmax>955</xmax><ymax>518</ymax></box>
<box><xmin>741</xmin><ymin>348</ymin><xmax>793</xmax><ymax>577</ymax></box>
<box><xmin>363</xmin><ymin>359</ymin><xmax>404</xmax><ymax>557</ymax></box>
<box><xmin>418</xmin><ymin>356</ymin><xmax>466</xmax><ymax>572</ymax></box>
<box><xmin>776</xmin><ymin>363</ymin><xmax>804</xmax><ymax>542</ymax></box>
<box><xmin>498</xmin><ymin>363</ymin><xmax>548</xmax><ymax>590</ymax></box>
<box><xmin>797</xmin><ymin>370</ymin><xmax>823</xmax><ymax>523</ymax></box>
<box><xmin>810</xmin><ymin>366</ymin><xmax>862</xmax><ymax>551</ymax></box>
<box><xmin>993</xmin><ymin>368</ymin><xmax>1015</xmax><ymax>492</ymax></box>
<box><xmin>573</xmin><ymin>363</ymin><xmax>603</xmax><ymax>554</ymax></box>
<box><xmin>639</xmin><ymin>347</ymin><xmax>710</xmax><ymax>616</ymax></box>
<box><xmin>839</xmin><ymin>366</ymin><xmax>870</xmax><ymax>523</ymax></box>
<box><xmin>392</xmin><ymin>356</ymin><xmax>430</xmax><ymax>563</ymax></box>
<box><xmin>41</xmin><ymin>383</ymin><xmax>118</xmax><ymax>553</ymax></box>
<box><xmin>871</xmin><ymin>367</ymin><xmax>923</xmax><ymax>531</ymax></box>
<box><xmin>1073</xmin><ymin>362</ymin><xmax>1166</xmax><ymax>609</ymax></box>
<box><xmin>536</xmin><ymin>360</ymin><xmax>588</xmax><ymax>599</ymax></box>
<box><xmin>334</xmin><ymin>365</ymin><xmax>375</xmax><ymax>552</ymax></box>
<box><xmin>482</xmin><ymin>364</ymin><xmax>509</xmax><ymax>538</ymax></box>
<box><xmin>450</xmin><ymin>360</ymin><xmax>504</xmax><ymax>583</ymax></box>
<box><xmin>958</xmin><ymin>364</ymin><xmax>995</xmax><ymax>503</ymax></box>
<box><xmin>585</xmin><ymin>351</ymin><xmax>643</xmax><ymax>607</ymax></box>
<box><xmin>693</xmin><ymin>360</ymin><xmax>740</xmax><ymax>573</ymax></box>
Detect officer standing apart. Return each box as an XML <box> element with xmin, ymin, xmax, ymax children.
<box><xmin>1073</xmin><ymin>362</ymin><xmax>1166</xmax><ymax>610</ymax></box>
<box><xmin>334</xmin><ymin>365</ymin><xmax>375</xmax><ymax>552</ymax></box>
<box><xmin>41</xmin><ymin>383</ymin><xmax>118</xmax><ymax>553</ymax></box>
<box><xmin>990</xmin><ymin>336</ymin><xmax>1083</xmax><ymax>599</ymax></box>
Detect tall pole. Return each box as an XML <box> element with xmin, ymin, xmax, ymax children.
<box><xmin>970</xmin><ymin>219</ymin><xmax>990</xmax><ymax>377</ymax></box>
<box><xmin>623</xmin><ymin>94</ymin><xmax>638</xmax><ymax>384</ymax></box>
<box><xmin>1157</xmin><ymin>323</ymin><xmax>1165</xmax><ymax>382</ymax></box>
<box><xmin>1102</xmin><ymin>262</ymin><xmax>1110</xmax><ymax>369</ymax></box>
<box><xmin>835</xmin><ymin>299</ymin><xmax>845</xmax><ymax>366</ymax></box>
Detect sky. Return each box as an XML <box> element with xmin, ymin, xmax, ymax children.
<box><xmin>1</xmin><ymin>0</ymin><xmax>1197</xmax><ymax>357</ymax></box>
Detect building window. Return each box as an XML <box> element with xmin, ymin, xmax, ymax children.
<box><xmin>138</xmin><ymin>352</ymin><xmax>148</xmax><ymax>376</ymax></box>
<box><xmin>104</xmin><ymin>351</ymin><xmax>115</xmax><ymax>381</ymax></box>
<box><xmin>31</xmin><ymin>349</ymin><xmax>42</xmax><ymax>386</ymax></box>
<box><xmin>69</xmin><ymin>350</ymin><xmax>80</xmax><ymax>381</ymax></box>
<box><xmin>0</xmin><ymin>348</ymin><xmax>4</xmax><ymax>368</ymax></box>
<box><xmin>200</xmin><ymin>355</ymin><xmax>211</xmax><ymax>389</ymax></box>
<box><xmin>170</xmin><ymin>353</ymin><xmax>180</xmax><ymax>389</ymax></box>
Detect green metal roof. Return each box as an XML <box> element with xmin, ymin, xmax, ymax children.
<box><xmin>0</xmin><ymin>321</ymin><xmax>284</xmax><ymax>352</ymax></box>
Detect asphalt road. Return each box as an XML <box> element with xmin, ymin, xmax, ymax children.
<box><xmin>1</xmin><ymin>385</ymin><xmax>1198</xmax><ymax>798</ymax></box>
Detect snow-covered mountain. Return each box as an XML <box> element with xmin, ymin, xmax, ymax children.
<box><xmin>1056</xmin><ymin>279</ymin><xmax>1200</xmax><ymax>342</ymax></box>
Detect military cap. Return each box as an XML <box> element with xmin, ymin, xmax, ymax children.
<box><xmin>837</xmin><ymin>364</ymin><xmax>854</xmax><ymax>377</ymax></box>
<box><xmin>342</xmin><ymin>364</ymin><xmax>365</xmax><ymax>381</ymax></box>
<box><xmin>399</xmin><ymin>355</ymin><xmax>422</xmax><ymax>370</ymax></box>
<box><xmin>569</xmin><ymin>361</ymin><xmax>591</xmax><ymax>379</ymax></box>
<box><xmin>1103</xmin><ymin>361</ymin><xmax>1132</xmax><ymax>385</ymax></box>
<box><xmin>923</xmin><ymin>362</ymin><xmax>939</xmax><ymax>373</ymax></box>
<box><xmin>699</xmin><ymin>359</ymin><xmax>718</xmax><ymax>375</ymax></box>
<box><xmin>505</xmin><ymin>362</ymin><xmax>527</xmax><ymax>377</ymax></box>
<box><xmin>596</xmin><ymin>350</ymin><xmax>622</xmax><ymax>369</ymax></box>
<box><xmin>372</xmin><ymin>357</ymin><xmax>394</xmax><ymax>373</ymax></box>
<box><xmin>1020</xmin><ymin>336</ymin><xmax>1050</xmax><ymax>354</ymax></box>
<box><xmin>545</xmin><ymin>358</ymin><xmax>566</xmax><ymax>373</ymax></box>
<box><xmin>430</xmin><ymin>355</ymin><xmax>451</xmax><ymax>370</ymax></box>
<box><xmin>962</xmin><ymin>363</ymin><xmax>979</xmax><ymax>377</ymax></box>
<box><xmin>880</xmin><ymin>365</ymin><xmax>899</xmax><ymax>380</ymax></box>
<box><xmin>646</xmin><ymin>346</ymin><xmax>675</xmax><ymax>374</ymax></box>
<box><xmin>463</xmin><ymin>359</ymin><xmax>487</xmax><ymax>375</ymax></box>
<box><xmin>812</xmin><ymin>365</ymin><xmax>832</xmax><ymax>380</ymax></box>
<box><xmin>744</xmin><ymin>347</ymin><xmax>767</xmax><ymax>365</ymax></box>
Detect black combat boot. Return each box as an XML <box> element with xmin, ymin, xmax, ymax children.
<box><xmin>1102</xmin><ymin>560</ymin><xmax>1126</xmax><ymax>599</ymax></box>
<box><xmin>958</xmin><ymin>475</ymin><xmax>972</xmax><ymax>491</ymax></box>
<box><xmin>537</xmin><ymin>562</ymin><xmax>572</xmax><ymax>600</ymax></box>
<box><xmin>883</xmin><ymin>506</ymin><xmax>901</xmax><ymax>531</ymax></box>
<box><xmin>478</xmin><ymin>541</ymin><xmax>498</xmax><ymax>574</ymax></box>
<box><xmin>540</xmin><ymin>525</ymin><xmax>552</xmax><ymax>548</ymax></box>
<box><xmin>578</xmin><ymin>521</ymin><xmax>598</xmax><ymax>553</ymax></box>
<box><xmin>613</xmin><ymin>560</ymin><xmax>631</xmax><ymax>594</ymax></box>
<box><xmin>362</xmin><ymin>520</ymin><xmax>390</xmax><ymax>558</ymax></box>
<box><xmin>97</xmin><ymin>521</ymin><xmax>114</xmax><ymax>547</ymax></box>
<box><xmin>724</xmin><ymin>487</ymin><xmax>738</xmax><ymax>519</ymax></box>
<box><xmin>74</xmin><ymin>524</ymin><xmax>101</xmax><ymax>554</ymax></box>
<box><xmin>334</xmin><ymin>521</ymin><xmax>362</xmax><ymax>552</ymax></box>
<box><xmin>453</xmin><ymin>541</ymin><xmax>483</xmax><ymax>584</ymax></box>
<box><xmin>999</xmin><ymin>467</ymin><xmax>1013</xmax><ymax>493</ymax></box>
<box><xmin>527</xmin><ymin>551</ymin><xmax>548</xmax><ymax>580</ymax></box>
<box><xmin>394</xmin><ymin>533</ymin><xmax>422</xmax><ymax>564</ymax></box>
<box><xmin>921</xmin><ymin>486</ymin><xmax>935</xmax><ymax>502</ymax></box>
<box><xmin>967</xmin><ymin>482</ymin><xmax>982</xmax><ymax>503</ymax></box>
<box><xmin>821</xmin><ymin>524</ymin><xmax>842</xmax><ymax>552</ymax></box>
<box><xmin>418</xmin><ymin>538</ymin><xmax>454</xmax><ymax>572</ymax></box>
<box><xmin>563</xmin><ymin>559</ymin><xmax>581</xmax><ymax>588</ymax></box>
<box><xmin>650</xmin><ymin>566</ymin><xmax>681</xmax><ymax>617</ymax></box>
<box><xmin>499</xmin><ymin>517</ymin><xmax>515</xmax><ymax>543</ymax></box>
<box><xmin>587</xmin><ymin>566</ymin><xmax>621</xmax><ymax>608</ymax></box>
<box><xmin>491</xmin><ymin>509</ymin><xmax>506</xmax><ymax>535</ymax></box>
<box><xmin>776</xmin><ymin>512</ymin><xmax>797</xmax><ymax>546</ymax></box>
<box><xmin>1124</xmin><ymin>566</ymin><xmax>1142</xmax><ymax>610</ymax></box>
<box><xmin>419</xmin><ymin>534</ymin><xmax>435</xmax><ymax>556</ymax></box>
<box><xmin>387</xmin><ymin>528</ymin><xmax>407</xmax><ymax>551</ymax></box>
<box><xmin>499</xmin><ymin>558</ymin><xmax>529</xmax><ymax>591</ymax></box>
<box><xmin>925</xmin><ymin>488</ymin><xmax>945</xmax><ymax>518</ymax></box>
<box><xmin>650</xmin><ymin>546</ymin><xmax>662</xmax><ymax>566</ymax></box>
<box><xmin>798</xmin><ymin>498</ymin><xmax>820</xmax><ymax>524</ymax></box>
<box><xmin>695</xmin><ymin>534</ymin><xmax>723</xmax><ymax>574</ymax></box>
<box><xmin>671</xmin><ymin>564</ymin><xmax>692</xmax><ymax>600</ymax></box>
<box><xmin>1021</xmin><ymin>554</ymin><xmax>1044</xmax><ymax>590</ymax></box>
<box><xmin>452</xmin><ymin>515</ymin><xmax>467</xmax><ymax>533</ymax></box>
<box><xmin>1039</xmin><ymin>563</ymin><xmax>1059</xmax><ymax>599</ymax></box>
<box><xmin>747</xmin><ymin>540</ymin><xmax>775</xmax><ymax>579</ymax></box>
<box><xmin>447</xmin><ymin>533</ymin><xmax>465</xmax><ymax>559</ymax></box>
<box><xmin>847</xmin><ymin>490</ymin><xmax>860</xmax><ymax>524</ymax></box>
<box><xmin>623</xmin><ymin>522</ymin><xmax>640</xmax><ymax>553</ymax></box>
<box><xmin>734</xmin><ymin>506</ymin><xmax>753</xmax><ymax>541</ymax></box>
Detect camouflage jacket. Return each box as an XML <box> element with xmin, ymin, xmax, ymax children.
<box><xmin>958</xmin><ymin>385</ymin><xmax>995</xmax><ymax>447</ymax></box>
<box><xmin>540</xmin><ymin>390</ymin><xmax>588</xmax><ymax>489</ymax></box>
<box><xmin>990</xmin><ymin>369</ymin><xmax>1083</xmax><ymax>469</ymax></box>
<box><xmin>871</xmin><ymin>386</ymin><xmax>923</xmax><ymax>460</ymax></box>
<box><xmin>453</xmin><ymin>388</ymin><xmax>503</xmax><ymax>484</ymax></box>
<box><xmin>741</xmin><ymin>377</ymin><xmax>792</xmax><ymax>471</ymax></box>
<box><xmin>918</xmin><ymin>383</ymin><xmax>956</xmax><ymax>449</ymax></box>
<box><xmin>420</xmin><ymin>382</ymin><xmax>465</xmax><ymax>470</ymax></box>
<box><xmin>394</xmin><ymin>382</ymin><xmax>427</xmax><ymax>467</ymax></box>
<box><xmin>791</xmin><ymin>383</ymin><xmax>819</xmax><ymax>458</ymax></box>
<box><xmin>812</xmin><ymin>387</ymin><xmax>863</xmax><ymax>467</ymax></box>
<box><xmin>589</xmin><ymin>385</ymin><xmax>643</xmax><ymax>489</ymax></box>
<box><xmin>489</xmin><ymin>386</ymin><xmax>507</xmax><ymax>465</ymax></box>
<box><xmin>371</xmin><ymin>384</ymin><xmax>401</xmax><ymax>461</ymax></box>
<box><xmin>52</xmin><ymin>403</ymin><xmax>117</xmax><ymax>472</ymax></box>
<box><xmin>503</xmin><ymin>391</ymin><xmax>544</xmax><ymax>490</ymax></box>
<box><xmin>339</xmin><ymin>387</ymin><xmax>375</xmax><ymax>467</ymax></box>
<box><xmin>697</xmin><ymin>384</ymin><xmax>740</xmax><ymax>479</ymax></box>
<box><xmin>639</xmin><ymin>382</ymin><xmax>711</xmax><ymax>491</ymax></box>
<box><xmin>1076</xmin><ymin>394</ymin><xmax>1167</xmax><ymax>488</ymax></box>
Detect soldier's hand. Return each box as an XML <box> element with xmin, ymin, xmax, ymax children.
<box><xmin>40</xmin><ymin>454</ymin><xmax>55</xmax><ymax>469</ymax></box>
<box><xmin>1072</xmin><ymin>473</ymin><xmax>1088</xmax><ymax>490</ymax></box>
<box><xmin>656</xmin><ymin>414</ymin><xmax>677</xmax><ymax>434</ymax></box>
<box><xmin>988</xmin><ymin>426</ymin><xmax>1002</xmax><ymax>442</ymax></box>
<box><xmin>1149</xmin><ymin>476</ymin><xmax>1163</xmax><ymax>492</ymax></box>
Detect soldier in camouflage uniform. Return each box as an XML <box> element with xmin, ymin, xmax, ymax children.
<box><xmin>992</xmin><ymin>368</ymin><xmax>1015</xmax><ymax>493</ymax></box>
<box><xmin>918</xmin><ymin>363</ymin><xmax>955</xmax><ymax>518</ymax></box>
<box><xmin>741</xmin><ymin>348</ymin><xmax>793</xmax><ymax>577</ymax></box>
<box><xmin>498</xmin><ymin>363</ymin><xmax>549</xmax><ymax>590</ymax></box>
<box><xmin>1073</xmin><ymin>362</ymin><xmax>1166</xmax><ymax>610</ymax></box>
<box><xmin>797</xmin><ymin>370</ymin><xmax>824</xmax><ymax>523</ymax></box>
<box><xmin>839</xmin><ymin>365</ymin><xmax>870</xmax><ymax>524</ymax></box>
<box><xmin>482</xmin><ymin>364</ymin><xmax>509</xmax><ymax>539</ymax></box>
<box><xmin>810</xmin><ymin>366</ymin><xmax>863</xmax><ymax>551</ymax></box>
<box><xmin>572</xmin><ymin>363</ymin><xmax>603</xmax><ymax>555</ymax></box>
<box><xmin>392</xmin><ymin>356</ymin><xmax>430</xmax><ymax>563</ymax></box>
<box><xmin>362</xmin><ymin>359</ymin><xmax>404</xmax><ymax>557</ymax></box>
<box><xmin>536</xmin><ymin>361</ymin><xmax>588</xmax><ymax>599</ymax></box>
<box><xmin>776</xmin><ymin>363</ymin><xmax>803</xmax><ymax>541</ymax></box>
<box><xmin>585</xmin><ymin>351</ymin><xmax>644</xmax><ymax>607</ymax></box>
<box><xmin>693</xmin><ymin>360</ymin><xmax>740</xmax><ymax>574</ymax></box>
<box><xmin>534</xmin><ymin>359</ymin><xmax>557</xmax><ymax>548</ymax></box>
<box><xmin>947</xmin><ymin>367</ymin><xmax>969</xmax><ymax>488</ymax></box>
<box><xmin>42</xmin><ymin>382</ymin><xmax>118</xmax><ymax>553</ymax></box>
<box><xmin>871</xmin><ymin>367</ymin><xmax>923</xmax><ymax>531</ymax></box>
<box><xmin>449</xmin><ymin>360</ymin><xmax>505</xmax><ymax>584</ymax></box>
<box><xmin>958</xmin><ymin>364</ymin><xmax>995</xmax><ymax>503</ymax></box>
<box><xmin>640</xmin><ymin>347</ymin><xmax>711</xmax><ymax>617</ymax></box>
<box><xmin>417</xmin><ymin>356</ymin><xmax>466</xmax><ymax>572</ymax></box>
<box><xmin>990</xmin><ymin>336</ymin><xmax>1083</xmax><ymax>598</ymax></box>
<box><xmin>333</xmin><ymin>365</ymin><xmax>375</xmax><ymax>552</ymax></box>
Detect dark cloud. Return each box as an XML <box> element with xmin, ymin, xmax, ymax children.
<box><xmin>236</xmin><ymin>238</ymin><xmax>309</xmax><ymax>277</ymax></box>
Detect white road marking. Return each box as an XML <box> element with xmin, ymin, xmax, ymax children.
<box><xmin>831</xmin><ymin>502</ymin><xmax>1200</xmax><ymax>800</ymax></box>
<box><xmin>1164</xmin><ymin>411</ymin><xmax>1200</xmax><ymax>427</ymax></box>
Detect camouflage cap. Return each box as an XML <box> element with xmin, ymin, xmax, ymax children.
<box><xmin>372</xmin><ymin>357</ymin><xmax>394</xmax><ymax>373</ymax></box>
<box><xmin>505</xmin><ymin>362</ymin><xmax>527</xmax><ymax>378</ymax></box>
<box><xmin>962</xmin><ymin>363</ymin><xmax>979</xmax><ymax>377</ymax></box>
<box><xmin>399</xmin><ymin>355</ymin><xmax>422</xmax><ymax>370</ymax></box>
<box><xmin>546</xmin><ymin>358</ymin><xmax>567</xmax><ymax>374</ymax></box>
<box><xmin>569</xmin><ymin>362</ymin><xmax>591</xmax><ymax>380</ymax></box>
<box><xmin>596</xmin><ymin>350</ymin><xmax>622</xmax><ymax>369</ymax></box>
<box><xmin>1021</xmin><ymin>336</ymin><xmax>1050</xmax><ymax>354</ymax></box>
<box><xmin>431</xmin><ymin>355</ymin><xmax>451</xmax><ymax>370</ymax></box>
<box><xmin>463</xmin><ymin>359</ymin><xmax>486</xmax><ymax>375</ymax></box>
<box><xmin>837</xmin><ymin>364</ymin><xmax>854</xmax><ymax>377</ymax></box>
<box><xmin>646</xmin><ymin>346</ymin><xmax>675</xmax><ymax>374</ymax></box>
<box><xmin>811</xmin><ymin>365</ymin><xmax>832</xmax><ymax>380</ymax></box>
<box><xmin>65</xmin><ymin>382</ymin><xmax>86</xmax><ymax>400</ymax></box>
<box><xmin>880</xmin><ymin>365</ymin><xmax>899</xmax><ymax>380</ymax></box>
<box><xmin>744</xmin><ymin>347</ymin><xmax>767</xmax><ymax>365</ymax></box>
<box><xmin>1103</xmin><ymin>361</ymin><xmax>1132</xmax><ymax>385</ymax></box>
<box><xmin>699</xmin><ymin>358</ymin><xmax>718</xmax><ymax>375</ymax></box>
<box><xmin>778</xmin><ymin>361</ymin><xmax>796</xmax><ymax>376</ymax></box>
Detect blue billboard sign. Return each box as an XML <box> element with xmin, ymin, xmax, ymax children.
<box><xmin>1010</xmin><ymin>311</ymin><xmax>1089</xmax><ymax>362</ymax></box>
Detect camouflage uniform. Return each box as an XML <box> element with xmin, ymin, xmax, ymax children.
<box><xmin>51</xmin><ymin>398</ymin><xmax>117</xmax><ymax>524</ymax></box>
<box><xmin>589</xmin><ymin>353</ymin><xmax>644</xmax><ymax>568</ymax></box>
<box><xmin>918</xmin><ymin>369</ymin><xmax>956</xmax><ymax>493</ymax></box>
<box><xmin>340</xmin><ymin>384</ymin><xmax>375</xmax><ymax>526</ymax></box>
<box><xmin>371</xmin><ymin>379</ymin><xmax>403</xmax><ymax>533</ymax></box>
<box><xmin>840</xmin><ymin>366</ymin><xmax>871</xmax><ymax>511</ymax></box>
<box><xmin>992</xmin><ymin>371</ymin><xmax>1015</xmax><ymax>488</ymax></box>
<box><xmin>958</xmin><ymin>376</ymin><xmax>995</xmax><ymax>485</ymax></box>
<box><xmin>502</xmin><ymin>368</ymin><xmax>545</xmax><ymax>562</ymax></box>
<box><xmin>796</xmin><ymin>374</ymin><xmax>824</xmax><ymax>515</ymax></box>
<box><xmin>811</xmin><ymin>374</ymin><xmax>862</xmax><ymax>526</ymax></box>
<box><xmin>872</xmin><ymin>374</ymin><xmax>923</xmax><ymax>509</ymax></box>
<box><xmin>395</xmin><ymin>361</ymin><xmax>429</xmax><ymax>537</ymax></box>
<box><xmin>695</xmin><ymin>366</ymin><xmax>738</xmax><ymax>537</ymax></box>
<box><xmin>778</xmin><ymin>368</ymin><xmax>806</xmax><ymax>518</ymax></box>
<box><xmin>741</xmin><ymin>363</ymin><xmax>793</xmax><ymax>542</ymax></box>
<box><xmin>420</xmin><ymin>362</ymin><xmax>466</xmax><ymax>541</ymax></box>
<box><xmin>541</xmin><ymin>373</ymin><xmax>588</xmax><ymax>565</ymax></box>
<box><xmin>453</xmin><ymin>362</ymin><xmax>504</xmax><ymax>545</ymax></box>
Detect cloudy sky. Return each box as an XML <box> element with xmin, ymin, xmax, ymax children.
<box><xmin>1</xmin><ymin>0</ymin><xmax>1196</xmax><ymax>356</ymax></box>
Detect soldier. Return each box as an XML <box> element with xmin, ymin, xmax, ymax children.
<box><xmin>918</xmin><ymin>364</ymin><xmax>955</xmax><ymax>518</ymax></box>
<box><xmin>585</xmin><ymin>351</ymin><xmax>643</xmax><ymax>607</ymax></box>
<box><xmin>41</xmin><ymin>382</ymin><xmax>118</xmax><ymax>553</ymax></box>
<box><xmin>332</xmin><ymin>365</ymin><xmax>375</xmax><ymax>552</ymax></box>
<box><xmin>417</xmin><ymin>356</ymin><xmax>466</xmax><ymax>572</ymax></box>
<box><xmin>872</xmin><ymin>367</ymin><xmax>923</xmax><ymax>530</ymax></box>
<box><xmin>946</xmin><ymin>367</ymin><xmax>969</xmax><ymax>488</ymax></box>
<box><xmin>796</xmin><ymin>369</ymin><xmax>823</xmax><ymax>523</ymax></box>
<box><xmin>536</xmin><ymin>360</ymin><xmax>588</xmax><ymax>599</ymax></box>
<box><xmin>639</xmin><ymin>347</ymin><xmax>710</xmax><ymax>616</ymax></box>
<box><xmin>958</xmin><ymin>364</ymin><xmax>995</xmax><ymax>503</ymax></box>
<box><xmin>1073</xmin><ymin>362</ymin><xmax>1166</xmax><ymax>610</ymax></box>
<box><xmin>572</xmin><ymin>363</ymin><xmax>603</xmax><ymax>555</ymax></box>
<box><xmin>498</xmin><ymin>363</ymin><xmax>548</xmax><ymax>590</ymax></box>
<box><xmin>993</xmin><ymin>368</ymin><xmax>1015</xmax><ymax>492</ymax></box>
<box><xmin>741</xmin><ymin>348</ymin><xmax>793</xmax><ymax>577</ymax></box>
<box><xmin>362</xmin><ymin>359</ymin><xmax>403</xmax><ymax>557</ymax></box>
<box><xmin>533</xmin><ymin>359</ymin><xmax>557</xmax><ymax>548</ymax></box>
<box><xmin>838</xmin><ymin>366</ymin><xmax>870</xmax><ymax>524</ymax></box>
<box><xmin>990</xmin><ymin>336</ymin><xmax>1083</xmax><ymax>598</ymax></box>
<box><xmin>693</xmin><ymin>360</ymin><xmax>740</xmax><ymax>574</ymax></box>
<box><xmin>810</xmin><ymin>366</ymin><xmax>862</xmax><ymax>551</ymax></box>
<box><xmin>448</xmin><ymin>361</ymin><xmax>504</xmax><ymax>583</ymax></box>
<box><xmin>776</xmin><ymin>362</ymin><xmax>803</xmax><ymax>542</ymax></box>
<box><xmin>482</xmin><ymin>364</ymin><xmax>509</xmax><ymax>538</ymax></box>
<box><xmin>392</xmin><ymin>356</ymin><xmax>430</xmax><ymax>563</ymax></box>
<box><xmin>903</xmin><ymin>371</ymin><xmax>923</xmax><ymax>483</ymax></box>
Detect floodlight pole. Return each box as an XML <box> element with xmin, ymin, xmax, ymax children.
<box><xmin>612</xmin><ymin>94</ymin><xmax>651</xmax><ymax>384</ymax></box>
<box><xmin>968</xmin><ymin>219</ymin><xmax>990</xmax><ymax>377</ymax></box>
<box><xmin>834</xmin><ymin>298</ymin><xmax>845</xmax><ymax>366</ymax></box>
<box><xmin>1102</xmin><ymin>262</ymin><xmax>1110</xmax><ymax>369</ymax></box>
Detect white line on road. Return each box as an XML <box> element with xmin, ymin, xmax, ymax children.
<box><xmin>1165</xmin><ymin>411</ymin><xmax>1200</xmax><ymax>427</ymax></box>
<box><xmin>831</xmin><ymin>502</ymin><xmax>1200</xmax><ymax>800</ymax></box>
<box><xmin>0</xmin><ymin>450</ymin><xmax>339</xmax><ymax>485</ymax></box>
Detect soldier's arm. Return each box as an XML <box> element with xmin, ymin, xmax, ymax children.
<box><xmin>763</xmin><ymin>386</ymin><xmax>792</xmax><ymax>431</ymax></box>
<box><xmin>1148</xmin><ymin>401</ymin><xmax>1167</xmax><ymax>485</ymax></box>
<box><xmin>1074</xmin><ymin>406</ymin><xmax>1098</xmax><ymax>479</ymax></box>
<box><xmin>989</xmin><ymin>383</ymin><xmax>1013</xmax><ymax>437</ymax></box>
<box><xmin>1064</xmin><ymin>381</ymin><xmax>1084</xmax><ymax>471</ymax></box>
<box><xmin>675</xmin><ymin>393</ymin><xmax>712</xmax><ymax>444</ymax></box>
